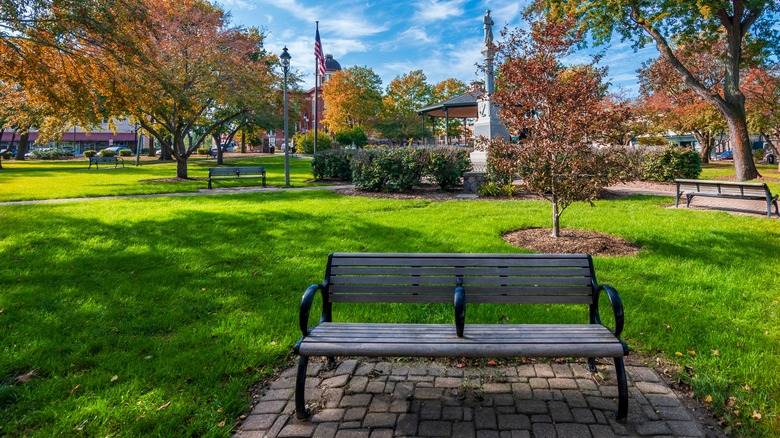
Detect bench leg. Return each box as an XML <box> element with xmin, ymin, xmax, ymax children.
<box><xmin>685</xmin><ymin>194</ymin><xmax>694</xmax><ymax>208</ymax></box>
<box><xmin>773</xmin><ymin>200</ymin><xmax>779</xmax><ymax>218</ymax></box>
<box><xmin>295</xmin><ymin>356</ymin><xmax>310</xmax><ymax>419</ymax></box>
<box><xmin>208</xmin><ymin>179</ymin><xmax>213</xmax><ymax>189</ymax></box>
<box><xmin>675</xmin><ymin>192</ymin><xmax>682</xmax><ymax>208</ymax></box>
<box><xmin>614</xmin><ymin>357</ymin><xmax>628</xmax><ymax>422</ymax></box>
<box><xmin>587</xmin><ymin>358</ymin><xmax>597</xmax><ymax>373</ymax></box>
<box><xmin>327</xmin><ymin>356</ymin><xmax>337</xmax><ymax>369</ymax></box>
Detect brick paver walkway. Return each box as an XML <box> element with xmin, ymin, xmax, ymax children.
<box><xmin>234</xmin><ymin>358</ymin><xmax>722</xmax><ymax>438</ymax></box>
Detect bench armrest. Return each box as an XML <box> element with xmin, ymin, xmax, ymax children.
<box><xmin>594</xmin><ymin>284</ymin><xmax>624</xmax><ymax>338</ymax></box>
<box><xmin>455</xmin><ymin>278</ymin><xmax>466</xmax><ymax>337</ymax></box>
<box><xmin>299</xmin><ymin>283</ymin><xmax>330</xmax><ymax>337</ymax></box>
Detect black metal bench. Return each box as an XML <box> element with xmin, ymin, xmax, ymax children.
<box><xmin>88</xmin><ymin>156</ymin><xmax>124</xmax><ymax>169</ymax></box>
<box><xmin>675</xmin><ymin>179</ymin><xmax>779</xmax><ymax>218</ymax></box>
<box><xmin>294</xmin><ymin>252</ymin><xmax>629</xmax><ymax>421</ymax></box>
<box><xmin>207</xmin><ymin>166</ymin><xmax>266</xmax><ymax>189</ymax></box>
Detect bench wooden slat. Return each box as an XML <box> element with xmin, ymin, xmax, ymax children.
<box><xmin>332</xmin><ymin>276</ymin><xmax>592</xmax><ymax>286</ymax></box>
<box><xmin>330</xmin><ymin>267</ymin><xmax>590</xmax><ymax>276</ymax></box>
<box><xmin>299</xmin><ymin>342</ymin><xmax>624</xmax><ymax>358</ymax></box>
<box><xmin>331</xmin><ymin>257</ymin><xmax>591</xmax><ymax>268</ymax></box>
<box><xmin>329</xmin><ymin>293</ymin><xmax>593</xmax><ymax>305</ymax></box>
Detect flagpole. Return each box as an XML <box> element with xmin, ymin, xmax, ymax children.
<box><xmin>314</xmin><ymin>21</ymin><xmax>319</xmax><ymax>156</ymax></box>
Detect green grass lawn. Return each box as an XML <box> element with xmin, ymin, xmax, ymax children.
<box><xmin>0</xmin><ymin>155</ymin><xmax>318</xmax><ymax>202</ymax></box>
<box><xmin>1</xmin><ymin>160</ymin><xmax>779</xmax><ymax>436</ymax></box>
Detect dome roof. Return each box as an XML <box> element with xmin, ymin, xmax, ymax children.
<box><xmin>324</xmin><ymin>54</ymin><xmax>342</xmax><ymax>72</ymax></box>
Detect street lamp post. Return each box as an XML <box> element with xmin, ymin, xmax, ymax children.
<box><xmin>281</xmin><ymin>46</ymin><xmax>291</xmax><ymax>187</ymax></box>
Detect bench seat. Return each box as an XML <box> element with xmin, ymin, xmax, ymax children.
<box><xmin>207</xmin><ymin>166</ymin><xmax>266</xmax><ymax>189</ymax></box>
<box><xmin>299</xmin><ymin>323</ymin><xmax>626</xmax><ymax>358</ymax></box>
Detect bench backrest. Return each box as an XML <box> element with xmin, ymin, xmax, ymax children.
<box><xmin>209</xmin><ymin>166</ymin><xmax>264</xmax><ymax>177</ymax></box>
<box><xmin>325</xmin><ymin>253</ymin><xmax>596</xmax><ymax>305</ymax></box>
<box><xmin>676</xmin><ymin>179</ymin><xmax>769</xmax><ymax>197</ymax></box>
<box><xmin>90</xmin><ymin>156</ymin><xmax>117</xmax><ymax>163</ymax></box>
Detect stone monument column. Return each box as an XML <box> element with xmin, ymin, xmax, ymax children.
<box><xmin>469</xmin><ymin>9</ymin><xmax>509</xmax><ymax>182</ymax></box>
<box><xmin>473</xmin><ymin>9</ymin><xmax>509</xmax><ymax>142</ymax></box>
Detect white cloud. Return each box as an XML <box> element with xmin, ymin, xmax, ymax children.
<box><xmin>414</xmin><ymin>0</ymin><xmax>467</xmax><ymax>21</ymax></box>
<box><xmin>217</xmin><ymin>0</ymin><xmax>255</xmax><ymax>9</ymax></box>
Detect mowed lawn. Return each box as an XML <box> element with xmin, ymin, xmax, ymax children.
<box><xmin>0</xmin><ymin>155</ymin><xmax>319</xmax><ymax>202</ymax></box>
<box><xmin>0</xmin><ymin>160</ymin><xmax>779</xmax><ymax>436</ymax></box>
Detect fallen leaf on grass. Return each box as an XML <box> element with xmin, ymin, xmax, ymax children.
<box><xmin>686</xmin><ymin>350</ymin><xmax>696</xmax><ymax>355</ymax></box>
<box><xmin>675</xmin><ymin>352</ymin><xmax>683</xmax><ymax>357</ymax></box>
<box><xmin>217</xmin><ymin>421</ymin><xmax>225</xmax><ymax>427</ymax></box>
<box><xmin>727</xmin><ymin>397</ymin><xmax>737</xmax><ymax>407</ymax></box>
<box><xmin>157</xmin><ymin>401</ymin><xmax>171</xmax><ymax>411</ymax></box>
<box><xmin>110</xmin><ymin>375</ymin><xmax>119</xmax><ymax>383</ymax></box>
<box><xmin>704</xmin><ymin>395</ymin><xmax>713</xmax><ymax>403</ymax></box>
<box><xmin>752</xmin><ymin>411</ymin><xmax>762</xmax><ymax>420</ymax></box>
<box><xmin>14</xmin><ymin>369</ymin><xmax>38</xmax><ymax>384</ymax></box>
<box><xmin>70</xmin><ymin>384</ymin><xmax>80</xmax><ymax>395</ymax></box>
<box><xmin>743</xmin><ymin>383</ymin><xmax>752</xmax><ymax>391</ymax></box>
<box><xmin>711</xmin><ymin>350</ymin><xmax>720</xmax><ymax>356</ymax></box>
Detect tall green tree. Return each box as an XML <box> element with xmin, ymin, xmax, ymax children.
<box><xmin>379</xmin><ymin>70</ymin><xmax>433</xmax><ymax>144</ymax></box>
<box><xmin>535</xmin><ymin>0</ymin><xmax>779</xmax><ymax>180</ymax></box>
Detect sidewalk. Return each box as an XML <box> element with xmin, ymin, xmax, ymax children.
<box><xmin>234</xmin><ymin>357</ymin><xmax>724</xmax><ymax>438</ymax></box>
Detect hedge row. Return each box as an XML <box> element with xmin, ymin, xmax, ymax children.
<box><xmin>311</xmin><ymin>147</ymin><xmax>472</xmax><ymax>192</ymax></box>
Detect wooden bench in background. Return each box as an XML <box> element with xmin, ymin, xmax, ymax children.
<box><xmin>207</xmin><ymin>166</ymin><xmax>266</xmax><ymax>189</ymax></box>
<box><xmin>675</xmin><ymin>179</ymin><xmax>779</xmax><ymax>218</ymax></box>
<box><xmin>294</xmin><ymin>252</ymin><xmax>629</xmax><ymax>421</ymax></box>
<box><xmin>88</xmin><ymin>156</ymin><xmax>124</xmax><ymax>169</ymax></box>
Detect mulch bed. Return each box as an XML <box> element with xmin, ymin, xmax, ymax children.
<box><xmin>502</xmin><ymin>228</ymin><xmax>641</xmax><ymax>257</ymax></box>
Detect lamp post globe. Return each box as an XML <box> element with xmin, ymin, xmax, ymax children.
<box><xmin>281</xmin><ymin>46</ymin><xmax>291</xmax><ymax>187</ymax></box>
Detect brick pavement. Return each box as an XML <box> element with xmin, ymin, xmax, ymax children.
<box><xmin>234</xmin><ymin>358</ymin><xmax>724</xmax><ymax>438</ymax></box>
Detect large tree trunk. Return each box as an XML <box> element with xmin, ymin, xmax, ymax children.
<box><xmin>13</xmin><ymin>132</ymin><xmax>29</xmax><ymax>161</ymax></box>
<box><xmin>147</xmin><ymin>136</ymin><xmax>156</xmax><ymax>157</ymax></box>
<box><xmin>176</xmin><ymin>158</ymin><xmax>188</xmax><ymax>179</ymax></box>
<box><xmin>692</xmin><ymin>130</ymin><xmax>713</xmax><ymax>163</ymax></box>
<box><xmin>213</xmin><ymin>133</ymin><xmax>224</xmax><ymax>165</ymax></box>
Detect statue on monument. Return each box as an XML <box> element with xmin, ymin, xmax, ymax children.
<box><xmin>483</xmin><ymin>10</ymin><xmax>493</xmax><ymax>45</ymax></box>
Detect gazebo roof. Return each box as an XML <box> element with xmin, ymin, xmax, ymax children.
<box><xmin>416</xmin><ymin>91</ymin><xmax>483</xmax><ymax>118</ymax></box>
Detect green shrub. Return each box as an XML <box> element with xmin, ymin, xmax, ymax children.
<box><xmin>426</xmin><ymin>147</ymin><xmax>472</xmax><ymax>190</ymax></box>
<box><xmin>99</xmin><ymin>149</ymin><xmax>115</xmax><ymax>157</ymax></box>
<box><xmin>312</xmin><ymin>149</ymin><xmax>353</xmax><ymax>180</ymax></box>
<box><xmin>2</xmin><ymin>152</ymin><xmax>11</xmax><ymax>160</ymax></box>
<box><xmin>31</xmin><ymin>149</ymin><xmax>64</xmax><ymax>159</ymax></box>
<box><xmin>197</xmin><ymin>147</ymin><xmax>210</xmax><ymax>155</ymax></box>
<box><xmin>478</xmin><ymin>182</ymin><xmax>519</xmax><ymax>197</ymax></box>
<box><xmin>83</xmin><ymin>150</ymin><xmax>97</xmax><ymax>157</ymax></box>
<box><xmin>753</xmin><ymin>149</ymin><xmax>765</xmax><ymax>162</ymax></box>
<box><xmin>485</xmin><ymin>140</ymin><xmax>520</xmax><ymax>185</ymax></box>
<box><xmin>352</xmin><ymin>147</ymin><xmax>425</xmax><ymax>192</ymax></box>
<box><xmin>641</xmin><ymin>146</ymin><xmax>701</xmax><ymax>182</ymax></box>
<box><xmin>293</xmin><ymin>131</ymin><xmax>333</xmax><ymax>155</ymax></box>
<box><xmin>334</xmin><ymin>127</ymin><xmax>368</xmax><ymax>149</ymax></box>
<box><xmin>118</xmin><ymin>149</ymin><xmax>132</xmax><ymax>157</ymax></box>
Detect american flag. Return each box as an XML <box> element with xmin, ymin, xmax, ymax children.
<box><xmin>314</xmin><ymin>24</ymin><xmax>325</xmax><ymax>78</ymax></box>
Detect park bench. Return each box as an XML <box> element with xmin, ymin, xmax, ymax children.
<box><xmin>88</xmin><ymin>156</ymin><xmax>124</xmax><ymax>169</ymax></box>
<box><xmin>294</xmin><ymin>252</ymin><xmax>629</xmax><ymax>421</ymax></box>
<box><xmin>675</xmin><ymin>179</ymin><xmax>779</xmax><ymax>218</ymax></box>
<box><xmin>207</xmin><ymin>166</ymin><xmax>266</xmax><ymax>189</ymax></box>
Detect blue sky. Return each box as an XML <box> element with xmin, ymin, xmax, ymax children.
<box><xmin>218</xmin><ymin>0</ymin><xmax>659</xmax><ymax>96</ymax></box>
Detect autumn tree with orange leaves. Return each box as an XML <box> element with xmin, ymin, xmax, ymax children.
<box><xmin>638</xmin><ymin>46</ymin><xmax>727</xmax><ymax>163</ymax></box>
<box><xmin>322</xmin><ymin>66</ymin><xmax>383</xmax><ymax>135</ymax></box>
<box><xmin>492</xmin><ymin>16</ymin><xmax>633</xmax><ymax>238</ymax></box>
<box><xmin>744</xmin><ymin>66</ymin><xmax>780</xmax><ymax>167</ymax></box>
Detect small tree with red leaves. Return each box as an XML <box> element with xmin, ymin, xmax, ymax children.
<box><xmin>492</xmin><ymin>16</ymin><xmax>634</xmax><ymax>237</ymax></box>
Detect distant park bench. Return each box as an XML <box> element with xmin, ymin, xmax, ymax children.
<box><xmin>88</xmin><ymin>156</ymin><xmax>124</xmax><ymax>169</ymax></box>
<box><xmin>675</xmin><ymin>179</ymin><xmax>779</xmax><ymax>218</ymax></box>
<box><xmin>207</xmin><ymin>166</ymin><xmax>266</xmax><ymax>189</ymax></box>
